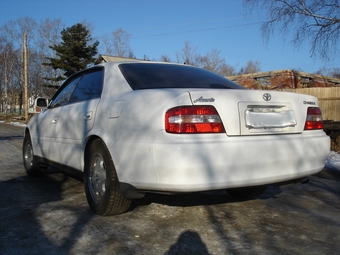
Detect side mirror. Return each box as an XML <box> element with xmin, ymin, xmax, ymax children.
<box><xmin>35</xmin><ymin>98</ymin><xmax>49</xmax><ymax>109</ymax></box>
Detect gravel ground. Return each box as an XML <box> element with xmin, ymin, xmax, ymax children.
<box><xmin>1</xmin><ymin>123</ymin><xmax>340</xmax><ymax>255</ymax></box>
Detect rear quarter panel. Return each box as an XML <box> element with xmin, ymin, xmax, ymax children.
<box><xmin>90</xmin><ymin>67</ymin><xmax>193</xmax><ymax>187</ymax></box>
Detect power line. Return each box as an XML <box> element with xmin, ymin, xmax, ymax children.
<box><xmin>127</xmin><ymin>17</ymin><xmax>246</xmax><ymax>31</ymax></box>
<box><xmin>131</xmin><ymin>21</ymin><xmax>264</xmax><ymax>39</ymax></box>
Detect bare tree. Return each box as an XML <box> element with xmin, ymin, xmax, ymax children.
<box><xmin>37</xmin><ymin>19</ymin><xmax>63</xmax><ymax>58</ymax></box>
<box><xmin>176</xmin><ymin>41</ymin><xmax>200</xmax><ymax>66</ymax></box>
<box><xmin>238</xmin><ymin>60</ymin><xmax>261</xmax><ymax>74</ymax></box>
<box><xmin>199</xmin><ymin>49</ymin><xmax>225</xmax><ymax>73</ymax></box>
<box><xmin>37</xmin><ymin>18</ymin><xmax>64</xmax><ymax>96</ymax></box>
<box><xmin>174</xmin><ymin>42</ymin><xmax>237</xmax><ymax>76</ymax></box>
<box><xmin>160</xmin><ymin>54</ymin><xmax>172</xmax><ymax>62</ymax></box>
<box><xmin>1</xmin><ymin>17</ymin><xmax>37</xmax><ymax>47</ymax></box>
<box><xmin>102</xmin><ymin>34</ymin><xmax>113</xmax><ymax>55</ymax></box>
<box><xmin>198</xmin><ymin>49</ymin><xmax>237</xmax><ymax>76</ymax></box>
<box><xmin>0</xmin><ymin>17</ymin><xmax>37</xmax><ymax>114</ymax></box>
<box><xmin>102</xmin><ymin>28</ymin><xmax>134</xmax><ymax>58</ymax></box>
<box><xmin>315</xmin><ymin>67</ymin><xmax>340</xmax><ymax>78</ymax></box>
<box><xmin>219</xmin><ymin>63</ymin><xmax>237</xmax><ymax>76</ymax></box>
<box><xmin>328</xmin><ymin>68</ymin><xmax>340</xmax><ymax>78</ymax></box>
<box><xmin>0</xmin><ymin>38</ymin><xmax>18</xmax><ymax>113</ymax></box>
<box><xmin>243</xmin><ymin>0</ymin><xmax>340</xmax><ymax>60</ymax></box>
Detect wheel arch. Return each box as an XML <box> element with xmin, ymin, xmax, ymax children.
<box><xmin>24</xmin><ymin>127</ymin><xmax>30</xmax><ymax>136</ymax></box>
<box><xmin>83</xmin><ymin>137</ymin><xmax>133</xmax><ymax>215</ymax></box>
<box><xmin>82</xmin><ymin>135</ymin><xmax>144</xmax><ymax>200</ymax></box>
<box><xmin>23</xmin><ymin>127</ymin><xmax>46</xmax><ymax>177</ymax></box>
<box><xmin>83</xmin><ymin>135</ymin><xmax>103</xmax><ymax>170</ymax></box>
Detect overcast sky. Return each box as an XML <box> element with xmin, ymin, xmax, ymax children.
<box><xmin>1</xmin><ymin>0</ymin><xmax>339</xmax><ymax>73</ymax></box>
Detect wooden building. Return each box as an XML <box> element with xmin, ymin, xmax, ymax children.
<box><xmin>227</xmin><ymin>70</ymin><xmax>340</xmax><ymax>90</ymax></box>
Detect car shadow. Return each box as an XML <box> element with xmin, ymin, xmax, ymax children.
<box><xmin>0</xmin><ymin>173</ymin><xmax>95</xmax><ymax>254</ymax></box>
<box><xmin>128</xmin><ymin>186</ymin><xmax>282</xmax><ymax>212</ymax></box>
<box><xmin>316</xmin><ymin>167</ymin><xmax>340</xmax><ymax>181</ymax></box>
<box><xmin>0</xmin><ymin>135</ymin><xmax>24</xmax><ymax>141</ymax></box>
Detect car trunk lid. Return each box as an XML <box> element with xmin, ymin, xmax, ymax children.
<box><xmin>189</xmin><ymin>89</ymin><xmax>319</xmax><ymax>136</ymax></box>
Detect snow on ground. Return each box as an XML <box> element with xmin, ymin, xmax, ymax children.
<box><xmin>0</xmin><ymin>120</ymin><xmax>27</xmax><ymax>127</ymax></box>
<box><xmin>325</xmin><ymin>151</ymin><xmax>340</xmax><ymax>171</ymax></box>
<box><xmin>1</xmin><ymin>120</ymin><xmax>340</xmax><ymax>171</ymax></box>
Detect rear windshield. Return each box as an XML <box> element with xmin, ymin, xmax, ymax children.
<box><xmin>119</xmin><ymin>63</ymin><xmax>245</xmax><ymax>90</ymax></box>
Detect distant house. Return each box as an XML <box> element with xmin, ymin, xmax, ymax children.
<box><xmin>227</xmin><ymin>70</ymin><xmax>340</xmax><ymax>90</ymax></box>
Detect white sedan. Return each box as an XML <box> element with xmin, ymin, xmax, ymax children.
<box><xmin>23</xmin><ymin>61</ymin><xmax>330</xmax><ymax>215</ymax></box>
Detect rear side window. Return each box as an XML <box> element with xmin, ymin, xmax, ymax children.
<box><xmin>119</xmin><ymin>63</ymin><xmax>244</xmax><ymax>90</ymax></box>
<box><xmin>69</xmin><ymin>69</ymin><xmax>104</xmax><ymax>103</ymax></box>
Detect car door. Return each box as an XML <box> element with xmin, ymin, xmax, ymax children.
<box><xmin>55</xmin><ymin>68</ymin><xmax>104</xmax><ymax>171</ymax></box>
<box><xmin>30</xmin><ymin>106</ymin><xmax>62</xmax><ymax>162</ymax></box>
<box><xmin>31</xmin><ymin>76</ymin><xmax>81</xmax><ymax>162</ymax></box>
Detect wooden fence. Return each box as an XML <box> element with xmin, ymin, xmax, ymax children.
<box><xmin>279</xmin><ymin>87</ymin><xmax>340</xmax><ymax>121</ymax></box>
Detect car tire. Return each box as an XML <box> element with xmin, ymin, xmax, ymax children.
<box><xmin>22</xmin><ymin>132</ymin><xmax>45</xmax><ymax>177</ymax></box>
<box><xmin>84</xmin><ymin>139</ymin><xmax>131</xmax><ymax>216</ymax></box>
<box><xmin>227</xmin><ymin>185</ymin><xmax>268</xmax><ymax>200</ymax></box>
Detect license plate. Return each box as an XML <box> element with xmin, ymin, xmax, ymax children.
<box><xmin>245</xmin><ymin>109</ymin><xmax>297</xmax><ymax>129</ymax></box>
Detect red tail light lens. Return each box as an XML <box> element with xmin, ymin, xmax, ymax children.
<box><xmin>165</xmin><ymin>106</ymin><xmax>225</xmax><ymax>134</ymax></box>
<box><xmin>304</xmin><ymin>107</ymin><xmax>323</xmax><ymax>130</ymax></box>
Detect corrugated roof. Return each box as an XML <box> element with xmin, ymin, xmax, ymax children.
<box><xmin>95</xmin><ymin>55</ymin><xmax>144</xmax><ymax>64</ymax></box>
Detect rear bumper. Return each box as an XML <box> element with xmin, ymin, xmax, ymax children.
<box><xmin>150</xmin><ymin>130</ymin><xmax>330</xmax><ymax>192</ymax></box>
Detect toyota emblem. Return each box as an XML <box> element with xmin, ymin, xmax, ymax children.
<box><xmin>263</xmin><ymin>93</ymin><xmax>271</xmax><ymax>101</ymax></box>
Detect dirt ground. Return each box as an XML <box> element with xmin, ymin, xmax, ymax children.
<box><xmin>1</xmin><ymin>122</ymin><xmax>340</xmax><ymax>255</ymax></box>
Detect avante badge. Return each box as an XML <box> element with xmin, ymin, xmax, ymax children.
<box><xmin>193</xmin><ymin>96</ymin><xmax>215</xmax><ymax>103</ymax></box>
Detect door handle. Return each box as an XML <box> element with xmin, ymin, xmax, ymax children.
<box><xmin>52</xmin><ymin>117</ymin><xmax>57</xmax><ymax>124</ymax></box>
<box><xmin>84</xmin><ymin>111</ymin><xmax>93</xmax><ymax>120</ymax></box>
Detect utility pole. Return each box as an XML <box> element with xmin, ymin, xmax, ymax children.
<box><xmin>23</xmin><ymin>33</ymin><xmax>28</xmax><ymax>122</ymax></box>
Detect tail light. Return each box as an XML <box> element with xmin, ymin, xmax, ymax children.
<box><xmin>304</xmin><ymin>107</ymin><xmax>323</xmax><ymax>130</ymax></box>
<box><xmin>165</xmin><ymin>106</ymin><xmax>225</xmax><ymax>134</ymax></box>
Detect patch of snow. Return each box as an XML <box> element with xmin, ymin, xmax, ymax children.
<box><xmin>0</xmin><ymin>120</ymin><xmax>27</xmax><ymax>127</ymax></box>
<box><xmin>9</xmin><ymin>122</ymin><xmax>27</xmax><ymax>127</ymax></box>
<box><xmin>325</xmin><ymin>151</ymin><xmax>340</xmax><ymax>171</ymax></box>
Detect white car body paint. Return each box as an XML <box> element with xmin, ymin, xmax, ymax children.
<box><xmin>28</xmin><ymin>61</ymin><xmax>330</xmax><ymax>194</ymax></box>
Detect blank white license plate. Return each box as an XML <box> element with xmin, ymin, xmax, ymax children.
<box><xmin>245</xmin><ymin>109</ymin><xmax>297</xmax><ymax>129</ymax></box>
